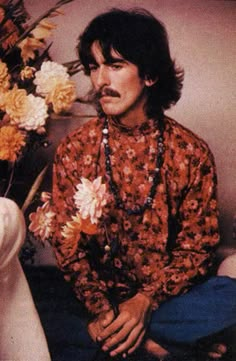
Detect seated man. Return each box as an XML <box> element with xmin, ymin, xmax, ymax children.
<box><xmin>48</xmin><ymin>8</ymin><xmax>236</xmax><ymax>360</ymax></box>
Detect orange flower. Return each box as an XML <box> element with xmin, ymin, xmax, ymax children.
<box><xmin>0</xmin><ymin>125</ymin><xmax>26</xmax><ymax>162</ymax></box>
<box><xmin>17</xmin><ymin>37</ymin><xmax>45</xmax><ymax>63</ymax></box>
<box><xmin>81</xmin><ymin>217</ymin><xmax>97</xmax><ymax>235</ymax></box>
<box><xmin>0</xmin><ymin>7</ymin><xmax>19</xmax><ymax>50</ymax></box>
<box><xmin>0</xmin><ymin>60</ymin><xmax>10</xmax><ymax>92</ymax></box>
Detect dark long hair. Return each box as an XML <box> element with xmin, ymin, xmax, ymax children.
<box><xmin>78</xmin><ymin>8</ymin><xmax>184</xmax><ymax>118</ymax></box>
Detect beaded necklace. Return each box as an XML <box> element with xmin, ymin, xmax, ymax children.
<box><xmin>102</xmin><ymin>117</ymin><xmax>165</xmax><ymax>215</ymax></box>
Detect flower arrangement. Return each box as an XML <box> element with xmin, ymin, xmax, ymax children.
<box><xmin>0</xmin><ymin>0</ymin><xmax>80</xmax><ymax>199</ymax></box>
<box><xmin>0</xmin><ymin>0</ymin><xmax>81</xmax><ymax>262</ymax></box>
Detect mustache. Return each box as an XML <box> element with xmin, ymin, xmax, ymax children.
<box><xmin>96</xmin><ymin>87</ymin><xmax>121</xmax><ymax>99</ymax></box>
<box><xmin>78</xmin><ymin>87</ymin><xmax>120</xmax><ymax>108</ymax></box>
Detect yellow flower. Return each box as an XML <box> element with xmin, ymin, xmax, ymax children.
<box><xmin>17</xmin><ymin>37</ymin><xmax>45</xmax><ymax>63</ymax></box>
<box><xmin>4</xmin><ymin>86</ymin><xmax>28</xmax><ymax>120</ymax></box>
<box><xmin>20</xmin><ymin>66</ymin><xmax>36</xmax><ymax>81</ymax></box>
<box><xmin>31</xmin><ymin>19</ymin><xmax>57</xmax><ymax>39</ymax></box>
<box><xmin>48</xmin><ymin>80</ymin><xmax>77</xmax><ymax>114</ymax></box>
<box><xmin>0</xmin><ymin>60</ymin><xmax>10</xmax><ymax>92</ymax></box>
<box><xmin>61</xmin><ymin>213</ymin><xmax>82</xmax><ymax>242</ymax></box>
<box><xmin>0</xmin><ymin>125</ymin><xmax>26</xmax><ymax>162</ymax></box>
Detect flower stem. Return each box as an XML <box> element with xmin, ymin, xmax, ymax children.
<box><xmin>4</xmin><ymin>162</ymin><xmax>15</xmax><ymax>198</ymax></box>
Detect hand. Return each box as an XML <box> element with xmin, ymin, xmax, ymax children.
<box><xmin>99</xmin><ymin>293</ymin><xmax>152</xmax><ymax>357</ymax></box>
<box><xmin>87</xmin><ymin>309</ymin><xmax>115</xmax><ymax>343</ymax></box>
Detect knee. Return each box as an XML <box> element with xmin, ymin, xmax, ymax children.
<box><xmin>217</xmin><ymin>253</ymin><xmax>236</xmax><ymax>278</ymax></box>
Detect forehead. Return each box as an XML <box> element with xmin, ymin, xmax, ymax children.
<box><xmin>90</xmin><ymin>41</ymin><xmax>126</xmax><ymax>64</ymax></box>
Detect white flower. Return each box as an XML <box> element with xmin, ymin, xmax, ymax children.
<box><xmin>34</xmin><ymin>61</ymin><xmax>69</xmax><ymax>96</ymax></box>
<box><xmin>10</xmin><ymin>94</ymin><xmax>48</xmax><ymax>131</ymax></box>
<box><xmin>73</xmin><ymin>176</ymin><xmax>108</xmax><ymax>224</ymax></box>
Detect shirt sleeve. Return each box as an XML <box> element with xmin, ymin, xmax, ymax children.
<box><xmin>139</xmin><ymin>148</ymin><xmax>220</xmax><ymax>309</ymax></box>
<box><xmin>50</xmin><ymin>135</ymin><xmax>112</xmax><ymax>316</ymax></box>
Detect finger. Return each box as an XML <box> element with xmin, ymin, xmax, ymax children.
<box><xmin>99</xmin><ymin>314</ymin><xmax>127</xmax><ymax>341</ymax></box>
<box><xmin>108</xmin><ymin>324</ymin><xmax>144</xmax><ymax>357</ymax></box>
<box><xmin>127</xmin><ymin>330</ymin><xmax>145</xmax><ymax>355</ymax></box>
<box><xmin>101</xmin><ymin>310</ymin><xmax>115</xmax><ymax>328</ymax></box>
<box><xmin>102</xmin><ymin>324</ymin><xmax>130</xmax><ymax>351</ymax></box>
<box><xmin>208</xmin><ymin>343</ymin><xmax>227</xmax><ymax>359</ymax></box>
<box><xmin>87</xmin><ymin>323</ymin><xmax>98</xmax><ymax>343</ymax></box>
<box><xmin>208</xmin><ymin>352</ymin><xmax>224</xmax><ymax>359</ymax></box>
<box><xmin>102</xmin><ymin>318</ymin><xmax>138</xmax><ymax>350</ymax></box>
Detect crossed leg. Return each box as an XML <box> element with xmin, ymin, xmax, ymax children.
<box><xmin>143</xmin><ymin>253</ymin><xmax>236</xmax><ymax>360</ymax></box>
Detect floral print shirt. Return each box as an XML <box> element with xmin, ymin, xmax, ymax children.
<box><xmin>51</xmin><ymin>116</ymin><xmax>220</xmax><ymax>316</ymax></box>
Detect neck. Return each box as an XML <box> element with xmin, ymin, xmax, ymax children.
<box><xmin>112</xmin><ymin>93</ymin><xmax>148</xmax><ymax>128</ymax></box>
<box><xmin>117</xmin><ymin>110</ymin><xmax>148</xmax><ymax>128</ymax></box>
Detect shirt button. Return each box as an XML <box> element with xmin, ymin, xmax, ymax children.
<box><xmin>104</xmin><ymin>244</ymin><xmax>111</xmax><ymax>252</ymax></box>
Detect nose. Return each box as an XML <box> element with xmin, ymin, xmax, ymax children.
<box><xmin>95</xmin><ymin>65</ymin><xmax>110</xmax><ymax>89</ymax></box>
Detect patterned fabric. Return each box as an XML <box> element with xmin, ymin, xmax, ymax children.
<box><xmin>51</xmin><ymin>116</ymin><xmax>220</xmax><ymax>315</ymax></box>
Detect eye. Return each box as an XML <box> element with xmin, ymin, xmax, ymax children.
<box><xmin>88</xmin><ymin>64</ymin><xmax>98</xmax><ymax>72</ymax></box>
<box><xmin>110</xmin><ymin>63</ymin><xmax>122</xmax><ymax>70</ymax></box>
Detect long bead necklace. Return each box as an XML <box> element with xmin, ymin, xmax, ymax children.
<box><xmin>102</xmin><ymin>117</ymin><xmax>165</xmax><ymax>216</ymax></box>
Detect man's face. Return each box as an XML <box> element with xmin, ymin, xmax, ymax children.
<box><xmin>88</xmin><ymin>41</ymin><xmax>149</xmax><ymax>121</ymax></box>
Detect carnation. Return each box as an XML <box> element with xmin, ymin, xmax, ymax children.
<box><xmin>5</xmin><ymin>86</ymin><xmax>28</xmax><ymax>120</ymax></box>
<box><xmin>34</xmin><ymin>61</ymin><xmax>69</xmax><ymax>96</ymax></box>
<box><xmin>0</xmin><ymin>92</ymin><xmax>6</xmax><ymax>111</ymax></box>
<box><xmin>10</xmin><ymin>94</ymin><xmax>48</xmax><ymax>131</ymax></box>
<box><xmin>0</xmin><ymin>125</ymin><xmax>26</xmax><ymax>162</ymax></box>
<box><xmin>0</xmin><ymin>60</ymin><xmax>10</xmax><ymax>91</ymax></box>
<box><xmin>49</xmin><ymin>80</ymin><xmax>77</xmax><ymax>114</ymax></box>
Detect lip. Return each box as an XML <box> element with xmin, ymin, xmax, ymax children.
<box><xmin>100</xmin><ymin>95</ymin><xmax>115</xmax><ymax>101</ymax></box>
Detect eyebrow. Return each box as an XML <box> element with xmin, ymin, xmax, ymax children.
<box><xmin>88</xmin><ymin>57</ymin><xmax>127</xmax><ymax>66</ymax></box>
<box><xmin>106</xmin><ymin>57</ymin><xmax>127</xmax><ymax>64</ymax></box>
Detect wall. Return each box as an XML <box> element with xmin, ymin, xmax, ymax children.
<box><xmin>25</xmin><ymin>0</ymin><xmax>236</xmax><ymax>263</ymax></box>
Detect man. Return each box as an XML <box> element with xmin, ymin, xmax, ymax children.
<box><xmin>51</xmin><ymin>8</ymin><xmax>236</xmax><ymax>360</ymax></box>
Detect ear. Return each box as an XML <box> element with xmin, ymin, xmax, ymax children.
<box><xmin>144</xmin><ymin>76</ymin><xmax>158</xmax><ymax>87</ymax></box>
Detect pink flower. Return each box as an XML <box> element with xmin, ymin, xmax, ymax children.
<box><xmin>29</xmin><ymin>202</ymin><xmax>56</xmax><ymax>242</ymax></box>
<box><xmin>73</xmin><ymin>176</ymin><xmax>108</xmax><ymax>224</ymax></box>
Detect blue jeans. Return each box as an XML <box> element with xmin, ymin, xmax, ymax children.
<box><xmin>149</xmin><ymin>276</ymin><xmax>236</xmax><ymax>354</ymax></box>
<box><xmin>46</xmin><ymin>276</ymin><xmax>236</xmax><ymax>360</ymax></box>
